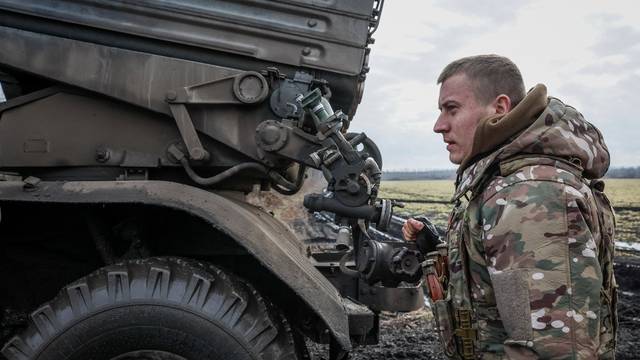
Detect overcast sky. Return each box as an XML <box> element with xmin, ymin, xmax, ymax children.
<box><xmin>352</xmin><ymin>0</ymin><xmax>640</xmax><ymax>171</ymax></box>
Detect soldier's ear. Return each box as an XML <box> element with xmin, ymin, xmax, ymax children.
<box><xmin>494</xmin><ymin>94</ymin><xmax>512</xmax><ymax>114</ymax></box>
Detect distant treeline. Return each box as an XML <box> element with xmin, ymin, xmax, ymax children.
<box><xmin>606</xmin><ymin>166</ymin><xmax>640</xmax><ymax>178</ymax></box>
<box><xmin>382</xmin><ymin>169</ymin><xmax>456</xmax><ymax>180</ymax></box>
<box><xmin>382</xmin><ymin>166</ymin><xmax>640</xmax><ymax>180</ymax></box>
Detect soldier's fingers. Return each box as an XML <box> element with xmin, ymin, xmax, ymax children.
<box><xmin>407</xmin><ymin>218</ymin><xmax>425</xmax><ymax>231</ymax></box>
<box><xmin>402</xmin><ymin>226</ymin><xmax>416</xmax><ymax>241</ymax></box>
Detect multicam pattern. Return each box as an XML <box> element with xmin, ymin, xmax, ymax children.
<box><xmin>436</xmin><ymin>95</ymin><xmax>616</xmax><ymax>359</ymax></box>
<box><xmin>452</xmin><ymin>98</ymin><xmax>610</xmax><ymax>202</ymax></box>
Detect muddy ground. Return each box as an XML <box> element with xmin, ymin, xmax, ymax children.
<box><xmin>309</xmin><ymin>254</ymin><xmax>640</xmax><ymax>360</ymax></box>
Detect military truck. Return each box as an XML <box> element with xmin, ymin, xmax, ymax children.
<box><xmin>0</xmin><ymin>1</ymin><xmax>425</xmax><ymax>359</ymax></box>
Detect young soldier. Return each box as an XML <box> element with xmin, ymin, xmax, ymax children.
<box><xmin>403</xmin><ymin>55</ymin><xmax>617</xmax><ymax>359</ymax></box>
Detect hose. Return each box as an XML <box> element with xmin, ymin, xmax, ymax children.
<box><xmin>268</xmin><ymin>164</ymin><xmax>306</xmax><ymax>195</ymax></box>
<box><xmin>364</xmin><ymin>157</ymin><xmax>382</xmax><ymax>184</ymax></box>
<box><xmin>303</xmin><ymin>193</ymin><xmax>379</xmax><ymax>221</ymax></box>
<box><xmin>182</xmin><ymin>159</ymin><xmax>267</xmax><ymax>186</ymax></box>
<box><xmin>170</xmin><ymin>144</ymin><xmax>307</xmax><ymax>191</ymax></box>
<box><xmin>339</xmin><ymin>250</ymin><xmax>360</xmax><ymax>278</ymax></box>
<box><xmin>170</xmin><ymin>144</ymin><xmax>268</xmax><ymax>186</ymax></box>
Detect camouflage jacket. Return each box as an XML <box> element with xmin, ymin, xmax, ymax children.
<box><xmin>434</xmin><ymin>85</ymin><xmax>616</xmax><ymax>359</ymax></box>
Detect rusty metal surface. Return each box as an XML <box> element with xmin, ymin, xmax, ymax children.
<box><xmin>0</xmin><ymin>0</ymin><xmax>374</xmax><ymax>76</ymax></box>
<box><xmin>0</xmin><ymin>180</ymin><xmax>351</xmax><ymax>350</ymax></box>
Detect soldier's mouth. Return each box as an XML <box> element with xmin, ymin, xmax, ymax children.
<box><xmin>444</xmin><ymin>139</ymin><xmax>456</xmax><ymax>151</ymax></box>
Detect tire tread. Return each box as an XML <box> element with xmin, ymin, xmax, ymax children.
<box><xmin>1</xmin><ymin>257</ymin><xmax>298</xmax><ymax>360</ymax></box>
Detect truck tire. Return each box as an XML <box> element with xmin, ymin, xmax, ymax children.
<box><xmin>1</xmin><ymin>257</ymin><xmax>299</xmax><ymax>360</ymax></box>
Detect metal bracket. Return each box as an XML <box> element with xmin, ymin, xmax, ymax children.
<box><xmin>166</xmin><ymin>71</ymin><xmax>270</xmax><ymax>161</ymax></box>
<box><xmin>168</xmin><ymin>104</ymin><xmax>210</xmax><ymax>161</ymax></box>
<box><xmin>357</xmin><ymin>281</ymin><xmax>424</xmax><ymax>312</ymax></box>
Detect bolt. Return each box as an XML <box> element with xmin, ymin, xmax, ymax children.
<box><xmin>302</xmin><ymin>47</ymin><xmax>312</xmax><ymax>56</ymax></box>
<box><xmin>190</xmin><ymin>148</ymin><xmax>209</xmax><ymax>161</ymax></box>
<box><xmin>404</xmin><ymin>259</ymin><xmax>412</xmax><ymax>267</ymax></box>
<box><xmin>23</xmin><ymin>176</ymin><xmax>41</xmax><ymax>190</ymax></box>
<box><xmin>346</xmin><ymin>179</ymin><xmax>360</xmax><ymax>194</ymax></box>
<box><xmin>307</xmin><ymin>19</ymin><xmax>317</xmax><ymax>27</ymax></box>
<box><xmin>260</xmin><ymin>124</ymin><xmax>281</xmax><ymax>145</ymax></box>
<box><xmin>165</xmin><ymin>91</ymin><xmax>177</xmax><ymax>101</ymax></box>
<box><xmin>95</xmin><ymin>147</ymin><xmax>110</xmax><ymax>163</ymax></box>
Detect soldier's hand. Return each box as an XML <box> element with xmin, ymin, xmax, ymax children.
<box><xmin>402</xmin><ymin>218</ymin><xmax>425</xmax><ymax>241</ymax></box>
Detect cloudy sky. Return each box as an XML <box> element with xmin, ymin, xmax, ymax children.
<box><xmin>352</xmin><ymin>0</ymin><xmax>640</xmax><ymax>171</ymax></box>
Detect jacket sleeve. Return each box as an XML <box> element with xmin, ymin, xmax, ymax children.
<box><xmin>480</xmin><ymin>179</ymin><xmax>602</xmax><ymax>359</ymax></box>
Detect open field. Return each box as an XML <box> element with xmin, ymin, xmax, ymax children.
<box><xmin>380</xmin><ymin>178</ymin><xmax>640</xmax><ymax>243</ymax></box>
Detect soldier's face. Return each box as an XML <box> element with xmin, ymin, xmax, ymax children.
<box><xmin>434</xmin><ymin>73</ymin><xmax>495</xmax><ymax>165</ymax></box>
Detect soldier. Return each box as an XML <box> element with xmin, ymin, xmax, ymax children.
<box><xmin>403</xmin><ymin>55</ymin><xmax>617</xmax><ymax>359</ymax></box>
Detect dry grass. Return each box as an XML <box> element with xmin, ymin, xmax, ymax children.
<box><xmin>601</xmin><ymin>179</ymin><xmax>640</xmax><ymax>208</ymax></box>
<box><xmin>379</xmin><ymin>180</ymin><xmax>454</xmax><ymax>203</ymax></box>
